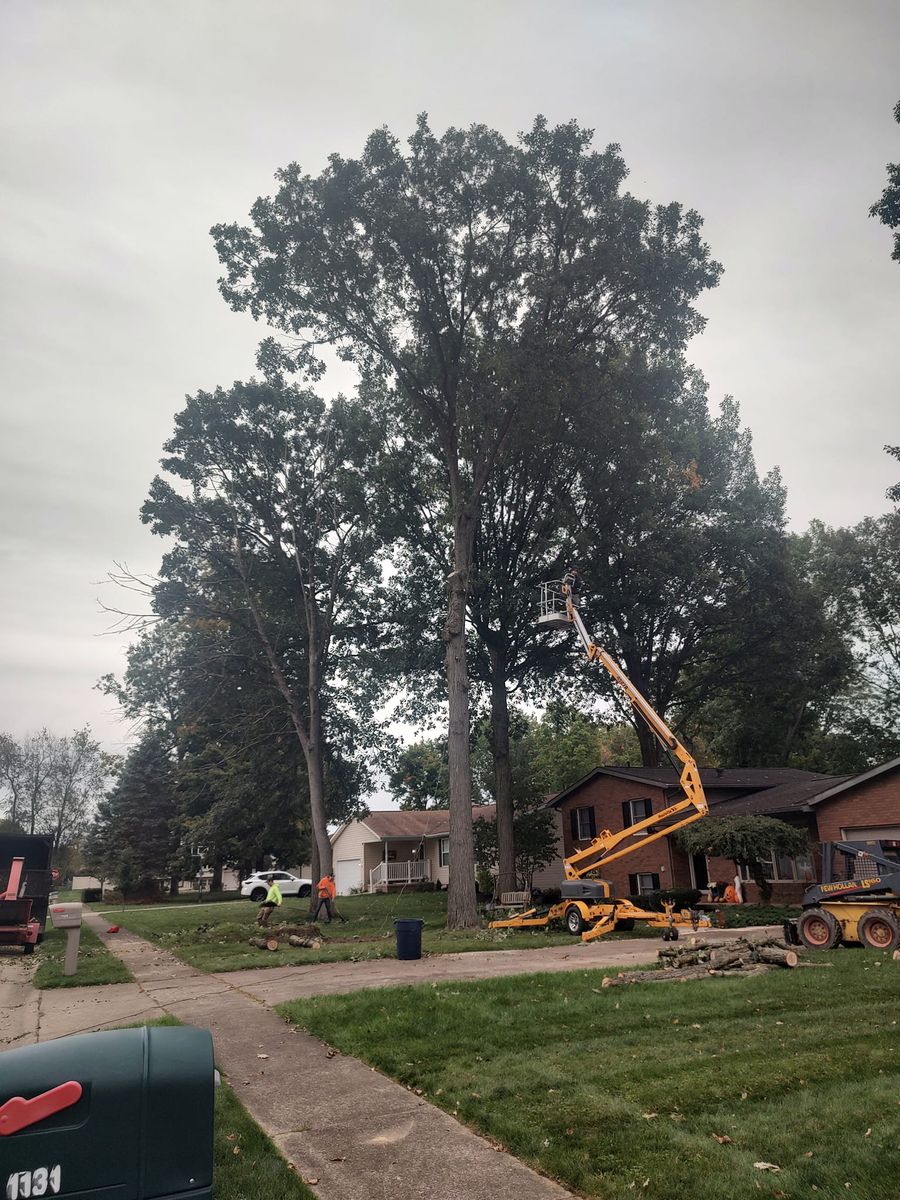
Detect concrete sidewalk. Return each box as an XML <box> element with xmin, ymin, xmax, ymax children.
<box><xmin>0</xmin><ymin>954</ymin><xmax>39</xmax><ymax>1050</ymax></box>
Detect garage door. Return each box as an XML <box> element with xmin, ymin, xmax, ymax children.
<box><xmin>335</xmin><ymin>859</ymin><xmax>361</xmax><ymax>896</ymax></box>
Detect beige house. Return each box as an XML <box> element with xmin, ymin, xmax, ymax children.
<box><xmin>329</xmin><ymin>805</ymin><xmax>564</xmax><ymax>895</ymax></box>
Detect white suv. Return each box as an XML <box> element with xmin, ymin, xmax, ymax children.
<box><xmin>240</xmin><ymin>871</ymin><xmax>312</xmax><ymax>902</ymax></box>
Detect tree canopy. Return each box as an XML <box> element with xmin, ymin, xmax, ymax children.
<box><xmin>212</xmin><ymin>114</ymin><xmax>722</xmax><ymax>928</ymax></box>
<box><xmin>869</xmin><ymin>99</ymin><xmax>900</xmax><ymax>263</ymax></box>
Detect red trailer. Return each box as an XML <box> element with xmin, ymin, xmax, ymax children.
<box><xmin>0</xmin><ymin>835</ymin><xmax>53</xmax><ymax>955</ymax></box>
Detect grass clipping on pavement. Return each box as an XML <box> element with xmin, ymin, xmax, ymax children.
<box><xmin>33</xmin><ymin>925</ymin><xmax>133</xmax><ymax>989</ymax></box>
<box><xmin>279</xmin><ymin>951</ymin><xmax>899</xmax><ymax>1200</ymax></box>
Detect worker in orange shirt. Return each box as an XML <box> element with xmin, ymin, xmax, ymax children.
<box><xmin>313</xmin><ymin>872</ymin><xmax>336</xmax><ymax>923</ymax></box>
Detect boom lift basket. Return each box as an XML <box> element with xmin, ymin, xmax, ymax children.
<box><xmin>537</xmin><ymin>580</ymin><xmax>579</xmax><ymax>630</ymax></box>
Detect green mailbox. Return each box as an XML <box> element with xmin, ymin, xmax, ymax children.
<box><xmin>0</xmin><ymin>1026</ymin><xmax>214</xmax><ymax>1199</ymax></box>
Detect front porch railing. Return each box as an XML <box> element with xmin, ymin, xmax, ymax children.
<box><xmin>369</xmin><ymin>860</ymin><xmax>430</xmax><ymax>889</ymax></box>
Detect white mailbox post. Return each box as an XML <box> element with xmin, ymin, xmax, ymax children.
<box><xmin>49</xmin><ymin>901</ymin><xmax>83</xmax><ymax>976</ymax></box>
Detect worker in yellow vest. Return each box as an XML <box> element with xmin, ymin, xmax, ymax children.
<box><xmin>256</xmin><ymin>874</ymin><xmax>282</xmax><ymax>927</ymax></box>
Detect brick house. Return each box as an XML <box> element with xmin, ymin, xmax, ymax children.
<box><xmin>546</xmin><ymin>756</ymin><xmax>900</xmax><ymax>904</ymax></box>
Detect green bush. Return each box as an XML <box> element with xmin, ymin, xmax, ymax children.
<box><xmin>721</xmin><ymin>904</ymin><xmax>800</xmax><ymax>928</ymax></box>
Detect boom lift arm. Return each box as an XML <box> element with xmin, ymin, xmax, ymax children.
<box><xmin>490</xmin><ymin>574</ymin><xmax>709</xmax><ymax>943</ymax></box>
<box><xmin>551</xmin><ymin>573</ymin><xmax>707</xmax><ymax>881</ymax></box>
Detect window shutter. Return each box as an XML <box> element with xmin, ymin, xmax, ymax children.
<box><xmin>570</xmin><ymin>809</ymin><xmax>579</xmax><ymax>841</ymax></box>
<box><xmin>628</xmin><ymin>873</ymin><xmax>638</xmax><ymax>895</ymax></box>
<box><xmin>622</xmin><ymin>801</ymin><xmax>632</xmax><ymax>829</ymax></box>
<box><xmin>588</xmin><ymin>809</ymin><xmax>596</xmax><ymax>838</ymax></box>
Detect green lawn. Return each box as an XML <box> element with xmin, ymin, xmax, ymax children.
<box><xmin>279</xmin><ymin>951</ymin><xmax>899</xmax><ymax>1200</ymax></box>
<box><xmin>95</xmin><ymin>890</ymin><xmax>650</xmax><ymax>973</ymax></box>
<box><xmin>33</xmin><ymin>925</ymin><xmax>134</xmax><ymax>988</ymax></box>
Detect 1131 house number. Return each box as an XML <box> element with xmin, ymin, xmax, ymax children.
<box><xmin>6</xmin><ymin>1166</ymin><xmax>62</xmax><ymax>1198</ymax></box>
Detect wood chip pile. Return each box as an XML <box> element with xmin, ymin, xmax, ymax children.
<box><xmin>601</xmin><ymin>934</ymin><xmax>812</xmax><ymax>988</ymax></box>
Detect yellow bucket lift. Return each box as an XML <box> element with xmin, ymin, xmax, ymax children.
<box><xmin>491</xmin><ymin>573</ymin><xmax>711</xmax><ymax>943</ymax></box>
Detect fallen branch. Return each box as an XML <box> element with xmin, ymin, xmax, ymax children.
<box><xmin>602</xmin><ymin>966</ymin><xmax>723</xmax><ymax>988</ymax></box>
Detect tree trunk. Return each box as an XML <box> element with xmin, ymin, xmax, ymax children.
<box><xmin>488</xmin><ymin>645</ymin><xmax>517</xmax><ymax>896</ymax></box>
<box><xmin>233</xmin><ymin>542</ymin><xmax>333</xmax><ymax>882</ymax></box>
<box><xmin>752</xmin><ymin>865</ymin><xmax>772</xmax><ymax>905</ymax></box>
<box><xmin>308</xmin><ymin>837</ymin><xmax>321</xmax><ymax>918</ymax></box>
<box><xmin>306</xmin><ymin>710</ymin><xmax>332</xmax><ymax>876</ymax></box>
<box><xmin>621</xmin><ymin>649</ymin><xmax>662</xmax><ymax>767</ymax></box>
<box><xmin>169</xmin><ymin>874</ymin><xmax>179</xmax><ymax>897</ymax></box>
<box><xmin>211</xmin><ymin>862</ymin><xmax>223</xmax><ymax>892</ymax></box>
<box><xmin>444</xmin><ymin>509</ymin><xmax>479</xmax><ymax>929</ymax></box>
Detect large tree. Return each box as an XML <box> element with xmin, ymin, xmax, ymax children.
<box><xmin>212</xmin><ymin>115</ymin><xmax>721</xmax><ymax>925</ymax></box>
<box><xmin>0</xmin><ymin>728</ymin><xmax>107</xmax><ymax>849</ymax></box>
<box><xmin>142</xmin><ymin>381</ymin><xmax>389</xmax><ymax>876</ymax></box>
<box><xmin>86</xmin><ymin>732</ymin><xmax>179</xmax><ymax>894</ymax></box>
<box><xmin>792</xmin><ymin>513</ymin><xmax>900</xmax><ymax>767</ymax></box>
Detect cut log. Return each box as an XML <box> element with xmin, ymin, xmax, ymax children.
<box><xmin>708</xmin><ymin>964</ymin><xmax>771</xmax><ymax>979</ymax></box>
<box><xmin>708</xmin><ymin>950</ymin><xmax>747</xmax><ymax>970</ymax></box>
<box><xmin>755</xmin><ymin>947</ymin><xmax>799</xmax><ymax>968</ymax></box>
<box><xmin>288</xmin><ymin>934</ymin><xmax>323</xmax><ymax>949</ymax></box>
<box><xmin>249</xmin><ymin>936</ymin><xmax>279</xmax><ymax>951</ymax></box>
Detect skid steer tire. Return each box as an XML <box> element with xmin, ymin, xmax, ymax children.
<box><xmin>565</xmin><ymin>906</ymin><xmax>587</xmax><ymax>935</ymax></box>
<box><xmin>797</xmin><ymin>907</ymin><xmax>841</xmax><ymax>950</ymax></box>
<box><xmin>858</xmin><ymin>908</ymin><xmax>900</xmax><ymax>951</ymax></box>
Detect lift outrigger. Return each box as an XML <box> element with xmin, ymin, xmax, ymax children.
<box><xmin>490</xmin><ymin>573</ymin><xmax>711</xmax><ymax>943</ymax></box>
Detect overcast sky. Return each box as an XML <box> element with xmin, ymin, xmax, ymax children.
<box><xmin>1</xmin><ymin>0</ymin><xmax>898</xmax><ymax>754</ymax></box>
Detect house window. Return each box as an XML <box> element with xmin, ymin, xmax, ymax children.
<box><xmin>629</xmin><ymin>872</ymin><xmax>660</xmax><ymax>895</ymax></box>
<box><xmin>622</xmin><ymin>798</ymin><xmax>653</xmax><ymax>829</ymax></box>
<box><xmin>570</xmin><ymin>807</ymin><xmax>597</xmax><ymax>842</ymax></box>
<box><xmin>738</xmin><ymin>849</ymin><xmax>814</xmax><ymax>883</ymax></box>
<box><xmin>439</xmin><ymin>837</ymin><xmax>450</xmax><ymax>867</ymax></box>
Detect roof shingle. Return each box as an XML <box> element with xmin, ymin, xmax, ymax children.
<box><xmin>354</xmin><ymin>806</ymin><xmax>495</xmax><ymax>840</ymax></box>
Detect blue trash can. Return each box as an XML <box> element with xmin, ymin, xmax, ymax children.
<box><xmin>394</xmin><ymin>918</ymin><xmax>424</xmax><ymax>960</ymax></box>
